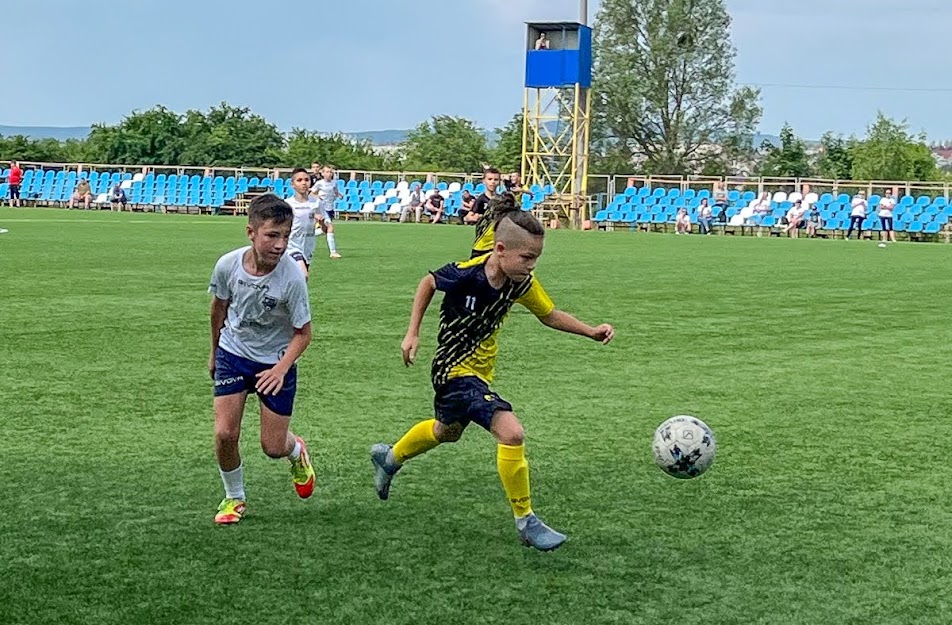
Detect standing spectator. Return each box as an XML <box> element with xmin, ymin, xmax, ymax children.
<box><xmin>878</xmin><ymin>190</ymin><xmax>897</xmax><ymax>246</ymax></box>
<box><xmin>308</xmin><ymin>162</ymin><xmax>323</xmax><ymax>188</ymax></box>
<box><xmin>675</xmin><ymin>207</ymin><xmax>691</xmax><ymax>234</ymax></box>
<box><xmin>847</xmin><ymin>191</ymin><xmax>868</xmax><ymax>240</ymax></box>
<box><xmin>783</xmin><ymin>199</ymin><xmax>805</xmax><ymax>238</ymax></box>
<box><xmin>424</xmin><ymin>192</ymin><xmax>445</xmax><ymax>224</ymax></box>
<box><xmin>458</xmin><ymin>190</ymin><xmax>476</xmax><ymax>224</ymax></box>
<box><xmin>805</xmin><ymin>204</ymin><xmax>822</xmax><ymax>238</ymax></box>
<box><xmin>697</xmin><ymin>198</ymin><xmax>713</xmax><ymax>235</ymax></box>
<box><xmin>7</xmin><ymin>161</ymin><xmax>22</xmax><ymax>207</ymax></box>
<box><xmin>111</xmin><ymin>183</ymin><xmax>128</xmax><ymax>211</ymax></box>
<box><xmin>69</xmin><ymin>178</ymin><xmax>92</xmax><ymax>209</ymax></box>
<box><xmin>401</xmin><ymin>183</ymin><xmax>423</xmax><ymax>222</ymax></box>
<box><xmin>535</xmin><ymin>32</ymin><xmax>550</xmax><ymax>50</ymax></box>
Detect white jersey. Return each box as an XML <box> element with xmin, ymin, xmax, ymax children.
<box><xmin>310</xmin><ymin>179</ymin><xmax>339</xmax><ymax>213</ymax></box>
<box><xmin>209</xmin><ymin>247</ymin><xmax>311</xmax><ymax>364</ymax></box>
<box><xmin>285</xmin><ymin>196</ymin><xmax>320</xmax><ymax>262</ymax></box>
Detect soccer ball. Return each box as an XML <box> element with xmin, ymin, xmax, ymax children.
<box><xmin>652</xmin><ymin>415</ymin><xmax>716</xmax><ymax>479</ymax></box>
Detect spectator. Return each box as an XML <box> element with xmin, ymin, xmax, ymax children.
<box><xmin>847</xmin><ymin>191</ymin><xmax>868</xmax><ymax>240</ymax></box>
<box><xmin>697</xmin><ymin>198</ymin><xmax>713</xmax><ymax>235</ymax></box>
<box><xmin>308</xmin><ymin>162</ymin><xmax>323</xmax><ymax>188</ymax></box>
<box><xmin>424</xmin><ymin>192</ymin><xmax>445</xmax><ymax>224</ymax></box>
<box><xmin>675</xmin><ymin>207</ymin><xmax>691</xmax><ymax>234</ymax></box>
<box><xmin>7</xmin><ymin>161</ymin><xmax>22</xmax><ymax>207</ymax></box>
<box><xmin>535</xmin><ymin>32</ymin><xmax>550</xmax><ymax>50</ymax></box>
<box><xmin>878</xmin><ymin>190</ymin><xmax>897</xmax><ymax>246</ymax></box>
<box><xmin>806</xmin><ymin>204</ymin><xmax>822</xmax><ymax>238</ymax></box>
<box><xmin>111</xmin><ymin>183</ymin><xmax>128</xmax><ymax>211</ymax></box>
<box><xmin>69</xmin><ymin>178</ymin><xmax>92</xmax><ymax>210</ymax></box>
<box><xmin>401</xmin><ymin>183</ymin><xmax>423</xmax><ymax>222</ymax></box>
<box><xmin>783</xmin><ymin>199</ymin><xmax>805</xmax><ymax>238</ymax></box>
<box><xmin>713</xmin><ymin>190</ymin><xmax>728</xmax><ymax>225</ymax></box>
<box><xmin>458</xmin><ymin>190</ymin><xmax>476</xmax><ymax>224</ymax></box>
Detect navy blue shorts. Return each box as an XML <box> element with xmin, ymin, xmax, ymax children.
<box><xmin>213</xmin><ymin>348</ymin><xmax>297</xmax><ymax>417</ymax></box>
<box><xmin>433</xmin><ymin>376</ymin><xmax>512</xmax><ymax>431</ymax></box>
<box><xmin>880</xmin><ymin>216</ymin><xmax>893</xmax><ymax>232</ymax></box>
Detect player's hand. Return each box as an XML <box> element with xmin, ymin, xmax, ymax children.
<box><xmin>401</xmin><ymin>335</ymin><xmax>420</xmax><ymax>367</ymax></box>
<box><xmin>591</xmin><ymin>324</ymin><xmax>615</xmax><ymax>344</ymax></box>
<box><xmin>255</xmin><ymin>366</ymin><xmax>288</xmax><ymax>396</ymax></box>
<box><xmin>208</xmin><ymin>352</ymin><xmax>216</xmax><ymax>380</ymax></box>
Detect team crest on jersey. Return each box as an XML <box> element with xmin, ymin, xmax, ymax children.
<box><xmin>262</xmin><ymin>296</ymin><xmax>277</xmax><ymax>311</ymax></box>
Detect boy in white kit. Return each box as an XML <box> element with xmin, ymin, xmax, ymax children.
<box><xmin>208</xmin><ymin>195</ymin><xmax>316</xmax><ymax>525</ymax></box>
<box><xmin>309</xmin><ymin>165</ymin><xmax>343</xmax><ymax>259</ymax></box>
<box><xmin>286</xmin><ymin>167</ymin><xmax>321</xmax><ymax>280</ymax></box>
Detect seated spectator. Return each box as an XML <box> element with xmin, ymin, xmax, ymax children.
<box><xmin>783</xmin><ymin>199</ymin><xmax>805</xmax><ymax>237</ymax></box>
<box><xmin>458</xmin><ymin>190</ymin><xmax>476</xmax><ymax>224</ymax></box>
<box><xmin>111</xmin><ymin>183</ymin><xmax>128</xmax><ymax>211</ymax></box>
<box><xmin>713</xmin><ymin>191</ymin><xmax>729</xmax><ymax>224</ymax></box>
<box><xmin>401</xmin><ymin>183</ymin><xmax>423</xmax><ymax>222</ymax></box>
<box><xmin>70</xmin><ymin>179</ymin><xmax>92</xmax><ymax>209</ymax></box>
<box><xmin>675</xmin><ymin>208</ymin><xmax>691</xmax><ymax>234</ymax></box>
<box><xmin>697</xmin><ymin>198</ymin><xmax>713</xmax><ymax>235</ymax></box>
<box><xmin>424</xmin><ymin>192</ymin><xmax>445</xmax><ymax>224</ymax></box>
<box><xmin>535</xmin><ymin>32</ymin><xmax>550</xmax><ymax>50</ymax></box>
<box><xmin>806</xmin><ymin>205</ymin><xmax>822</xmax><ymax>238</ymax></box>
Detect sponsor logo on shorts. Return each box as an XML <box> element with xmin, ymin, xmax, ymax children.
<box><xmin>215</xmin><ymin>375</ymin><xmax>244</xmax><ymax>387</ymax></box>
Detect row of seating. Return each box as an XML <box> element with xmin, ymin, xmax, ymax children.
<box><xmin>0</xmin><ymin>168</ymin><xmax>557</xmax><ymax>214</ymax></box>
<box><xmin>597</xmin><ymin>186</ymin><xmax>952</xmax><ymax>235</ymax></box>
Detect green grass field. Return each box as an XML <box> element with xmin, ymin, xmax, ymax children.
<box><xmin>2</xmin><ymin>207</ymin><xmax>951</xmax><ymax>625</ymax></box>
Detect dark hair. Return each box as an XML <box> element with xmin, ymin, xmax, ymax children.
<box><xmin>249</xmin><ymin>194</ymin><xmax>293</xmax><ymax>227</ymax></box>
<box><xmin>483</xmin><ymin>167</ymin><xmax>501</xmax><ymax>177</ymax></box>
<box><xmin>290</xmin><ymin>167</ymin><xmax>309</xmax><ymax>178</ymax></box>
<box><xmin>490</xmin><ymin>192</ymin><xmax>519</xmax><ymax>220</ymax></box>
<box><xmin>499</xmin><ymin>209</ymin><xmax>545</xmax><ymax>236</ymax></box>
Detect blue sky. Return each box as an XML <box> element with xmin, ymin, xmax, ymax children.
<box><xmin>4</xmin><ymin>0</ymin><xmax>952</xmax><ymax>140</ymax></box>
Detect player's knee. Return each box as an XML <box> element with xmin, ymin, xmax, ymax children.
<box><xmin>434</xmin><ymin>422</ymin><xmax>463</xmax><ymax>443</ymax></box>
<box><xmin>215</xmin><ymin>425</ymin><xmax>240</xmax><ymax>448</ymax></box>
<box><xmin>498</xmin><ymin>425</ymin><xmax>525</xmax><ymax>446</ymax></box>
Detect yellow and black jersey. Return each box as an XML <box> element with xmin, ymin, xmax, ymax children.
<box><xmin>430</xmin><ymin>254</ymin><xmax>555</xmax><ymax>388</ymax></box>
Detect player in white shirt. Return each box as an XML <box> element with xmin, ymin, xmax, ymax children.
<box><xmin>207</xmin><ymin>195</ymin><xmax>316</xmax><ymax>525</ymax></box>
<box><xmin>309</xmin><ymin>165</ymin><xmax>343</xmax><ymax>259</ymax></box>
<box><xmin>286</xmin><ymin>168</ymin><xmax>321</xmax><ymax>281</ymax></box>
<box><xmin>878</xmin><ymin>191</ymin><xmax>897</xmax><ymax>245</ymax></box>
<box><xmin>847</xmin><ymin>192</ymin><xmax>868</xmax><ymax>240</ymax></box>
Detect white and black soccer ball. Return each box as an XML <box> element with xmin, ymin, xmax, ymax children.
<box><xmin>652</xmin><ymin>415</ymin><xmax>716</xmax><ymax>479</ymax></box>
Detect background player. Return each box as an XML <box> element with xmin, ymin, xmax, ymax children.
<box><xmin>471</xmin><ymin>192</ymin><xmax>520</xmax><ymax>258</ymax></box>
<box><xmin>208</xmin><ymin>195</ymin><xmax>316</xmax><ymax>525</ymax></box>
<box><xmin>310</xmin><ymin>165</ymin><xmax>343</xmax><ymax>259</ymax></box>
<box><xmin>286</xmin><ymin>167</ymin><xmax>320</xmax><ymax>280</ymax></box>
<box><xmin>370</xmin><ymin>211</ymin><xmax>614</xmax><ymax>551</ymax></box>
<box><xmin>467</xmin><ymin>167</ymin><xmax>501</xmax><ymax>227</ymax></box>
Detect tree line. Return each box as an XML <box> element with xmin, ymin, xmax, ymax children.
<box><xmin>0</xmin><ymin>0</ymin><xmax>941</xmax><ymax>181</ymax></box>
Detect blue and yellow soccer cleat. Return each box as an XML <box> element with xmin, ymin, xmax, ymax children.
<box><xmin>290</xmin><ymin>436</ymin><xmax>315</xmax><ymax>499</ymax></box>
<box><xmin>214</xmin><ymin>498</ymin><xmax>247</xmax><ymax>525</ymax></box>
<box><xmin>518</xmin><ymin>514</ymin><xmax>567</xmax><ymax>552</ymax></box>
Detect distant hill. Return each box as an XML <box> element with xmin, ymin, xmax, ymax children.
<box><xmin>0</xmin><ymin>125</ymin><xmax>91</xmax><ymax>140</ymax></box>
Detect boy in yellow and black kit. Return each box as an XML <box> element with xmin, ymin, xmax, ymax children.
<box><xmin>370</xmin><ymin>211</ymin><xmax>614</xmax><ymax>551</ymax></box>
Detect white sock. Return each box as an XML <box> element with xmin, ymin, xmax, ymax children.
<box><xmin>327</xmin><ymin>233</ymin><xmax>337</xmax><ymax>254</ymax></box>
<box><xmin>515</xmin><ymin>512</ymin><xmax>533</xmax><ymax>531</ymax></box>
<box><xmin>288</xmin><ymin>438</ymin><xmax>302</xmax><ymax>461</ymax></box>
<box><xmin>219</xmin><ymin>464</ymin><xmax>245</xmax><ymax>500</ymax></box>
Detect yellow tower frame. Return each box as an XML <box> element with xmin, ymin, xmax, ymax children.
<box><xmin>521</xmin><ymin>84</ymin><xmax>592</xmax><ymax>227</ymax></box>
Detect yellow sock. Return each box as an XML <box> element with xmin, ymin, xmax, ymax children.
<box><xmin>392</xmin><ymin>419</ymin><xmax>440</xmax><ymax>464</ymax></box>
<box><xmin>497</xmin><ymin>443</ymin><xmax>532</xmax><ymax>518</ymax></box>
